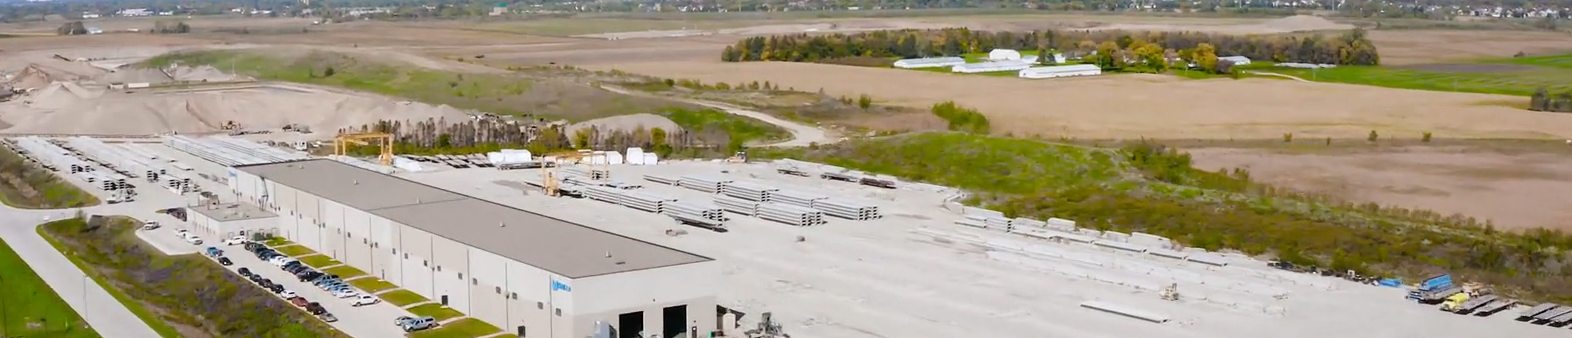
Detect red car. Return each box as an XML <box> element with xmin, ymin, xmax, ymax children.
<box><xmin>291</xmin><ymin>297</ymin><xmax>309</xmax><ymax>307</ymax></box>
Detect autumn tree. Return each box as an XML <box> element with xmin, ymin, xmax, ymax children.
<box><xmin>1195</xmin><ymin>43</ymin><xmax>1220</xmax><ymax>73</ymax></box>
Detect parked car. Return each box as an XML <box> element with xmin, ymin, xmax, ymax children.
<box><xmin>331</xmin><ymin>289</ymin><xmax>359</xmax><ymax>298</ymax></box>
<box><xmin>237</xmin><ymin>268</ymin><xmax>252</xmax><ymax>277</ymax></box>
<box><xmin>223</xmin><ymin>236</ymin><xmax>248</xmax><ymax>246</ymax></box>
<box><xmin>141</xmin><ymin>222</ymin><xmax>161</xmax><ymax>230</ymax></box>
<box><xmin>173</xmin><ymin>229</ymin><xmax>188</xmax><ymax>237</ymax></box>
<box><xmin>290</xmin><ymin>297</ymin><xmax>310</xmax><ymax>307</ymax></box>
<box><xmin>307</xmin><ymin>302</ymin><xmax>327</xmax><ymax>315</ymax></box>
<box><xmin>318</xmin><ymin>312</ymin><xmax>338</xmax><ymax>323</ymax></box>
<box><xmin>217</xmin><ymin>257</ymin><xmax>233</xmax><ymax>266</ymax></box>
<box><xmin>280</xmin><ymin>290</ymin><xmax>298</xmax><ymax>299</ymax></box>
<box><xmin>268</xmin><ymin>284</ymin><xmax>286</xmax><ymax>293</ymax></box>
<box><xmin>401</xmin><ymin>316</ymin><xmax>437</xmax><ymax>332</ymax></box>
<box><xmin>395</xmin><ymin>316</ymin><xmax>415</xmax><ymax>326</ymax></box>
<box><xmin>184</xmin><ymin>236</ymin><xmax>203</xmax><ymax>245</ymax></box>
<box><xmin>204</xmin><ymin>247</ymin><xmax>223</xmax><ymax>257</ymax></box>
<box><xmin>351</xmin><ymin>294</ymin><xmax>380</xmax><ymax>306</ymax></box>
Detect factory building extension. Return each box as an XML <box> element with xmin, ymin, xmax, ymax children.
<box><xmin>223</xmin><ymin>159</ymin><xmax>719</xmax><ymax>338</ymax></box>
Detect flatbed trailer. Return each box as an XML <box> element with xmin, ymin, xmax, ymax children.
<box><xmin>1412</xmin><ymin>285</ymin><xmax>1464</xmax><ymax>304</ymax></box>
<box><xmin>1535</xmin><ymin>307</ymin><xmax>1572</xmax><ymax>323</ymax></box>
<box><xmin>1453</xmin><ymin>295</ymin><xmax>1499</xmax><ymax>314</ymax></box>
<box><xmin>1474</xmin><ymin>299</ymin><xmax>1518</xmax><ymax>317</ymax></box>
<box><xmin>1547</xmin><ymin>312</ymin><xmax>1572</xmax><ymax>327</ymax></box>
<box><xmin>1516</xmin><ymin>303</ymin><xmax>1559</xmax><ymax>321</ymax></box>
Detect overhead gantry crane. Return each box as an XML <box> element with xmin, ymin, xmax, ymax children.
<box><xmin>333</xmin><ymin>132</ymin><xmax>395</xmax><ymax>166</ymax></box>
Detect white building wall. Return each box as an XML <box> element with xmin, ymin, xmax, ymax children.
<box><xmin>504</xmin><ymin>260</ymin><xmax>559</xmax><ymax>338</ymax></box>
<box><xmin>369</xmin><ymin>215</ymin><xmax>395</xmax><ymax>281</ymax></box>
<box><xmin>399</xmin><ymin>224</ymin><xmax>436</xmax><ymax>299</ymax></box>
<box><xmin>341</xmin><ymin>207</ymin><xmax>373</xmax><ymax>268</ymax></box>
<box><xmin>570</xmin><ymin>261</ymin><xmax>719</xmax><ymax>338</ymax></box>
<box><xmin>319</xmin><ymin>199</ymin><xmax>344</xmax><ymax>256</ymax></box>
<box><xmin>432</xmin><ymin>236</ymin><xmax>471</xmax><ymax>311</ymax></box>
<box><xmin>385</xmin><ymin>220</ymin><xmax>405</xmax><ymax>284</ymax></box>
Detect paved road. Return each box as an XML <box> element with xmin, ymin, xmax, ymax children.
<box><xmin>0</xmin><ymin>205</ymin><xmax>165</xmax><ymax>338</ymax></box>
<box><xmin>600</xmin><ymin>85</ymin><xmax>833</xmax><ymax>147</ymax></box>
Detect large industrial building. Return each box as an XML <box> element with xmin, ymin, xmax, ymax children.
<box><xmin>223</xmin><ymin>159</ymin><xmax>719</xmax><ymax>338</ymax></box>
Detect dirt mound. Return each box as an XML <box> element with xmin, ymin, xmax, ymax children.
<box><xmin>171</xmin><ymin>65</ymin><xmax>244</xmax><ymax>82</ymax></box>
<box><xmin>1260</xmin><ymin>15</ymin><xmax>1353</xmax><ymax>32</ymax></box>
<box><xmin>567</xmin><ymin>113</ymin><xmax>680</xmax><ymax>135</ymax></box>
<box><xmin>0</xmin><ymin>85</ymin><xmax>467</xmax><ymax>135</ymax></box>
<box><xmin>25</xmin><ymin>81</ymin><xmax>104</xmax><ymax>109</ymax></box>
<box><xmin>6</xmin><ymin>66</ymin><xmax>54</xmax><ymax>90</ymax></box>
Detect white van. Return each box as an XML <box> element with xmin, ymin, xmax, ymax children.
<box><xmin>184</xmin><ymin>234</ymin><xmax>203</xmax><ymax>245</ymax></box>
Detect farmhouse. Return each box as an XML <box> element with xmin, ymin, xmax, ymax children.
<box><xmin>988</xmin><ymin>49</ymin><xmax>1023</xmax><ymax>61</ymax></box>
<box><xmin>226</xmin><ymin>159</ymin><xmax>719</xmax><ymax>338</ymax></box>
<box><xmin>1018</xmin><ymin>64</ymin><xmax>1102</xmax><ymax>79</ymax></box>
<box><xmin>892</xmin><ymin>57</ymin><xmax>966</xmax><ymax>69</ymax></box>
<box><xmin>953</xmin><ymin>60</ymin><xmax>1032</xmax><ymax>74</ymax></box>
<box><xmin>1219</xmin><ymin>56</ymin><xmax>1252</xmax><ymax>65</ymax></box>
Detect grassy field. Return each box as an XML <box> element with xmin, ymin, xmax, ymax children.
<box><xmin>138</xmin><ymin>49</ymin><xmax>695</xmax><ymax>122</ymax></box>
<box><xmin>755</xmin><ymin>132</ymin><xmax>1572</xmax><ymax>303</ymax></box>
<box><xmin>297</xmin><ymin>254</ymin><xmax>340</xmax><ymax>268</ymax></box>
<box><xmin>660</xmin><ymin>107</ymin><xmax>789</xmax><ymax>146</ymax></box>
<box><xmin>346</xmin><ymin>278</ymin><xmax>397</xmax><ymax>293</ymax></box>
<box><xmin>406</xmin><ymin>303</ymin><xmax>465</xmax><ymax>321</ymax></box>
<box><xmin>273</xmin><ymin>245</ymin><xmax>315</xmax><ymax>257</ymax></box>
<box><xmin>1262</xmin><ymin>52</ymin><xmax>1572</xmax><ymax>96</ymax></box>
<box><xmin>39</xmin><ymin>216</ymin><xmax>350</xmax><ymax>338</ymax></box>
<box><xmin>376</xmin><ymin>289</ymin><xmax>427</xmax><ymax>307</ymax></box>
<box><xmin>0</xmin><ymin>238</ymin><xmax>99</xmax><ymax>337</ymax></box>
<box><xmin>0</xmin><ymin>148</ymin><xmax>100</xmax><ymax>209</ymax></box>
<box><xmin>408</xmin><ymin>318</ymin><xmax>504</xmax><ymax>338</ymax></box>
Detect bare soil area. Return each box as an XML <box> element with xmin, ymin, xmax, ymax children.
<box><xmin>594</xmin><ymin>61</ymin><xmax>1572</xmax><ymax>140</ymax></box>
<box><xmin>1393</xmin><ymin>63</ymin><xmax>1538</xmax><ymax>73</ymax></box>
<box><xmin>1366</xmin><ymin>30</ymin><xmax>1572</xmax><ymax>65</ymax></box>
<box><xmin>1189</xmin><ymin>146</ymin><xmax>1572</xmax><ymax>231</ymax></box>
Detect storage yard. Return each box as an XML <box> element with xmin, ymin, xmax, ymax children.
<box><xmin>6</xmin><ymin>134</ymin><xmax>1572</xmax><ymax>337</ymax></box>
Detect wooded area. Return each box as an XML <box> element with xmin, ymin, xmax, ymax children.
<box><xmin>722</xmin><ymin>28</ymin><xmax>1380</xmax><ymax>67</ymax></box>
<box><xmin>338</xmin><ymin>115</ymin><xmax>738</xmax><ymax>157</ymax></box>
<box><xmin>1530</xmin><ymin>87</ymin><xmax>1572</xmax><ymax>112</ymax></box>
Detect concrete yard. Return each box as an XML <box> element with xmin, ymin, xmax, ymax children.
<box><xmin>395</xmin><ymin>160</ymin><xmax>1565</xmax><ymax>338</ymax></box>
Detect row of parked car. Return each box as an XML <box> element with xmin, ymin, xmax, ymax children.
<box><xmin>245</xmin><ymin>242</ymin><xmax>383</xmax><ymax>306</ymax></box>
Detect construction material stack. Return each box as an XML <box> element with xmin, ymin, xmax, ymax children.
<box><xmin>661</xmin><ymin>201</ymin><xmax>728</xmax><ymax>231</ymax></box>
<box><xmin>720</xmin><ymin>181</ymin><xmax>776</xmax><ymax>202</ymax></box>
<box><xmin>583</xmin><ymin>185</ymin><xmax>626</xmax><ymax>204</ymax></box>
<box><xmin>765</xmin><ymin>189</ymin><xmax>826</xmax><ymax>208</ymax></box>
<box><xmin>643</xmin><ymin>174</ymin><xmax>679</xmax><ymax>186</ymax></box>
<box><xmin>679</xmin><ymin>175</ymin><xmax>730</xmax><ymax>194</ymax></box>
<box><xmin>1406</xmin><ymin>273</ymin><xmax>1461</xmax><ymax>304</ymax></box>
<box><xmin>619</xmin><ymin>191</ymin><xmax>674</xmax><ymax>213</ymax></box>
<box><xmin>809</xmin><ymin>198</ymin><xmax>882</xmax><ymax>221</ymax></box>
<box><xmin>757</xmin><ymin>202</ymin><xmax>825</xmax><ymax>227</ymax></box>
<box><xmin>714</xmin><ymin>195</ymin><xmax>758</xmax><ymax>216</ymax></box>
<box><xmin>563</xmin><ymin>166</ymin><xmax>610</xmax><ymax>181</ymax></box>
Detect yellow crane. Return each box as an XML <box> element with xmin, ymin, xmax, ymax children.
<box><xmin>541</xmin><ymin>151</ymin><xmax>583</xmax><ymax>197</ymax></box>
<box><xmin>334</xmin><ymin>132</ymin><xmax>395</xmax><ymax>166</ymax></box>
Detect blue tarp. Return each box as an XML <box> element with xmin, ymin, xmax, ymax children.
<box><xmin>1379</xmin><ymin>278</ymin><xmax>1403</xmax><ymax>287</ymax></box>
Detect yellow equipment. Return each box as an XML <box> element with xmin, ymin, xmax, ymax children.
<box><xmin>541</xmin><ymin>151</ymin><xmax>584</xmax><ymax>197</ymax></box>
<box><xmin>724</xmin><ymin>150</ymin><xmax>748</xmax><ymax>164</ymax></box>
<box><xmin>1440</xmin><ymin>292</ymin><xmax>1471</xmax><ymax>311</ymax></box>
<box><xmin>334</xmin><ymin>132</ymin><xmax>394</xmax><ymax>166</ymax></box>
<box><xmin>1462</xmin><ymin>282</ymin><xmax>1492</xmax><ymax>297</ymax></box>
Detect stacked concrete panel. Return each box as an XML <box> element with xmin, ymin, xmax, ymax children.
<box><xmin>713</xmin><ymin>195</ymin><xmax>758</xmax><ymax>216</ymax></box>
<box><xmin>719</xmin><ymin>181</ymin><xmax>776</xmax><ymax>202</ymax></box>
<box><xmin>757</xmin><ymin>202</ymin><xmax>826</xmax><ymax>227</ymax></box>
<box><xmin>679</xmin><ymin>175</ymin><xmax>731</xmax><ymax>194</ymax></box>
<box><xmin>811</xmin><ymin>198</ymin><xmax>882</xmax><ymax>220</ymax></box>
<box><xmin>643</xmin><ymin>174</ymin><xmax>679</xmax><ymax>186</ymax></box>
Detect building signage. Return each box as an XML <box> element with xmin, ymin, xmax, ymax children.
<box><xmin>551</xmin><ymin>279</ymin><xmax>572</xmax><ymax>292</ymax></box>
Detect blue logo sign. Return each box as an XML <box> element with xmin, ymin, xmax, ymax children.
<box><xmin>551</xmin><ymin>279</ymin><xmax>572</xmax><ymax>292</ymax></box>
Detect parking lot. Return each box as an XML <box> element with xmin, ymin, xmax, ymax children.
<box><xmin>149</xmin><ymin>224</ymin><xmax>414</xmax><ymax>337</ymax></box>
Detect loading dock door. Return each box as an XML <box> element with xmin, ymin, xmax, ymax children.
<box><xmin>663</xmin><ymin>305</ymin><xmax>687</xmax><ymax>338</ymax></box>
<box><xmin>618</xmin><ymin>311</ymin><xmax>644</xmax><ymax>338</ymax></box>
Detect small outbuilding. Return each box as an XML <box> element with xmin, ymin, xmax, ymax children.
<box><xmin>187</xmin><ymin>202</ymin><xmax>279</xmax><ymax>241</ymax></box>
<box><xmin>892</xmin><ymin>57</ymin><xmax>966</xmax><ymax>69</ymax></box>
<box><xmin>1018</xmin><ymin>64</ymin><xmax>1102</xmax><ymax>79</ymax></box>
<box><xmin>988</xmin><ymin>49</ymin><xmax>1022</xmax><ymax>61</ymax></box>
<box><xmin>1219</xmin><ymin>56</ymin><xmax>1252</xmax><ymax>66</ymax></box>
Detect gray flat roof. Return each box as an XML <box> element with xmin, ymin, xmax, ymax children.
<box><xmin>236</xmin><ymin>159</ymin><xmax>711</xmax><ymax>278</ymax></box>
<box><xmin>191</xmin><ymin>202</ymin><xmax>277</xmax><ymax>222</ymax></box>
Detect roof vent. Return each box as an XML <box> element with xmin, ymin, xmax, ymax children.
<box><xmin>604</xmin><ymin>251</ymin><xmax>612</xmax><ymax>258</ymax></box>
<box><xmin>499</xmin><ymin>221</ymin><xmax>506</xmax><ymax>228</ymax></box>
<box><xmin>353</xmin><ymin>180</ymin><xmax>359</xmax><ymax>185</ymax></box>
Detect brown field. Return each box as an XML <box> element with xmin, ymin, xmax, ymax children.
<box><xmin>1190</xmin><ymin>146</ymin><xmax>1572</xmax><ymax>231</ymax></box>
<box><xmin>1366</xmin><ymin>30</ymin><xmax>1572</xmax><ymax>64</ymax></box>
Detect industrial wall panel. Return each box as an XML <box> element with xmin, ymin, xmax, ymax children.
<box><xmin>470</xmin><ymin>281</ymin><xmax>508</xmax><ymax>331</ymax></box>
<box><xmin>341</xmin><ymin>207</ymin><xmax>372</xmax><ymax>267</ymax></box>
<box><xmin>400</xmin><ymin>225</ymin><xmax>433</xmax><ymax>258</ymax></box>
<box><xmin>322</xmin><ymin>200</ymin><xmax>344</xmax><ymax>236</ymax></box>
<box><xmin>469</xmin><ymin>249</ymin><xmax>507</xmax><ymax>289</ymax></box>
<box><xmin>573</xmin><ymin>261</ymin><xmax>718</xmax><ymax>314</ymax></box>
<box><xmin>346</xmin><ymin>235</ymin><xmax>373</xmax><ymax>272</ymax></box>
<box><xmin>504</xmin><ymin>294</ymin><xmax>534</xmax><ymax>338</ymax></box>
<box><xmin>260</xmin><ymin>178</ymin><xmax>278</xmax><ymax>210</ymax></box>
<box><xmin>295</xmin><ymin>190</ymin><xmax>319</xmax><ymax>221</ymax></box>
<box><xmin>276</xmin><ymin>213</ymin><xmax>296</xmax><ymax>240</ymax></box>
<box><xmin>401</xmin><ymin>252</ymin><xmax>434</xmax><ymax>299</ymax></box>
<box><xmin>432</xmin><ymin>236</ymin><xmax>471</xmax><ymax>312</ymax></box>
<box><xmin>383</xmin><ymin>222</ymin><xmax>403</xmax><ymax>284</ymax></box>
<box><xmin>344</xmin><ymin>206</ymin><xmax>370</xmax><ymax>241</ymax></box>
<box><xmin>299</xmin><ymin>216</ymin><xmax>323</xmax><ymax>254</ymax></box>
<box><xmin>370</xmin><ymin>215</ymin><xmax>392</xmax><ymax>248</ymax></box>
<box><xmin>505</xmin><ymin>260</ymin><xmax>560</xmax><ymax>338</ymax></box>
<box><xmin>368</xmin><ymin>216</ymin><xmax>393</xmax><ymax>281</ymax></box>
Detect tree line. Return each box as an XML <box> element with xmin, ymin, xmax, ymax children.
<box><xmin>1530</xmin><ymin>87</ymin><xmax>1572</xmax><ymax>113</ymax></box>
<box><xmin>338</xmin><ymin>116</ymin><xmax>743</xmax><ymax>158</ymax></box>
<box><xmin>722</xmin><ymin>27</ymin><xmax>1380</xmax><ymax>67</ymax></box>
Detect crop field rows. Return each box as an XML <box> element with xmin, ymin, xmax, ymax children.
<box><xmin>398</xmin><ymin>160</ymin><xmax>1562</xmax><ymax>338</ymax></box>
<box><xmin>1269</xmin><ymin>65</ymin><xmax>1572</xmax><ymax>96</ymax></box>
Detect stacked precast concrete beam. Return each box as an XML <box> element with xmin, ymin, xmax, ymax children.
<box><xmin>713</xmin><ymin>195</ymin><xmax>758</xmax><ymax>216</ymax></box>
<box><xmin>621</xmin><ymin>190</ymin><xmax>675</xmax><ymax>213</ymax></box>
<box><xmin>812</xmin><ymin>198</ymin><xmax>882</xmax><ymax>220</ymax></box>
<box><xmin>679</xmin><ymin>175</ymin><xmax>730</xmax><ymax>194</ymax></box>
<box><xmin>643</xmin><ymin>174</ymin><xmax>679</xmax><ymax>186</ymax></box>
<box><xmin>755</xmin><ymin>201</ymin><xmax>826</xmax><ymax>227</ymax></box>
<box><xmin>719</xmin><ymin>181</ymin><xmax>776</xmax><ymax>202</ymax></box>
<box><xmin>663</xmin><ymin>201</ymin><xmax>727</xmax><ymax>223</ymax></box>
<box><xmin>563</xmin><ymin>166</ymin><xmax>610</xmax><ymax>181</ymax></box>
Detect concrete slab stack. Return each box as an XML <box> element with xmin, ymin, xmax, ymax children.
<box><xmin>679</xmin><ymin>175</ymin><xmax>731</xmax><ymax>194</ymax></box>
<box><xmin>764</xmin><ymin>189</ymin><xmax>827</xmax><ymax>208</ymax></box>
<box><xmin>757</xmin><ymin>202</ymin><xmax>826</xmax><ymax>227</ymax></box>
<box><xmin>643</xmin><ymin>174</ymin><xmax>679</xmax><ymax>186</ymax></box>
<box><xmin>714</xmin><ymin>195</ymin><xmax>759</xmax><ymax>216</ymax></box>
<box><xmin>811</xmin><ymin>198</ymin><xmax>883</xmax><ymax>220</ymax></box>
<box><xmin>663</xmin><ymin>201</ymin><xmax>728</xmax><ymax>222</ymax></box>
<box><xmin>1012</xmin><ymin>218</ymin><xmax>1047</xmax><ymax>229</ymax></box>
<box><xmin>1046</xmin><ymin>218</ymin><xmax>1076</xmax><ymax>232</ymax></box>
<box><xmin>583</xmin><ymin>185</ymin><xmax>626</xmax><ymax>204</ymax></box>
<box><xmin>619</xmin><ymin>191</ymin><xmax>674</xmax><ymax>213</ymax></box>
<box><xmin>720</xmin><ymin>181</ymin><xmax>777</xmax><ymax>202</ymax></box>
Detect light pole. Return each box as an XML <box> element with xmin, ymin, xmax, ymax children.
<box><xmin>82</xmin><ymin>275</ymin><xmax>90</xmax><ymax>329</ymax></box>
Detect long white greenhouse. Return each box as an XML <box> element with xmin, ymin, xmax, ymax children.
<box><xmin>892</xmin><ymin>57</ymin><xmax>967</xmax><ymax>69</ymax></box>
<box><xmin>951</xmin><ymin>60</ymin><xmax>1032</xmax><ymax>74</ymax></box>
<box><xmin>1018</xmin><ymin>64</ymin><xmax>1102</xmax><ymax>79</ymax></box>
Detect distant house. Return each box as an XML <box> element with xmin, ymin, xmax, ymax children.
<box><xmin>892</xmin><ymin>57</ymin><xmax>966</xmax><ymax>69</ymax></box>
<box><xmin>1018</xmin><ymin>64</ymin><xmax>1102</xmax><ymax>79</ymax></box>
<box><xmin>1218</xmin><ymin>56</ymin><xmax>1251</xmax><ymax>66</ymax></box>
<box><xmin>988</xmin><ymin>49</ymin><xmax>1022</xmax><ymax>61</ymax></box>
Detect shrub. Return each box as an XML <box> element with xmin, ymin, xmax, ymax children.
<box><xmin>858</xmin><ymin>94</ymin><xmax>873</xmax><ymax>110</ymax></box>
<box><xmin>1367</xmin><ymin>130</ymin><xmax>1379</xmax><ymax>142</ymax></box>
<box><xmin>1282</xmin><ymin>133</ymin><xmax>1293</xmax><ymax>143</ymax></box>
<box><xmin>930</xmin><ymin>101</ymin><xmax>991</xmax><ymax>134</ymax></box>
<box><xmin>1422</xmin><ymin>131</ymin><xmax>1432</xmax><ymax>143</ymax></box>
